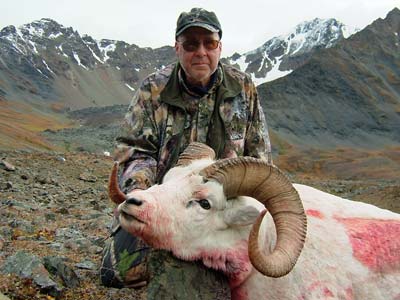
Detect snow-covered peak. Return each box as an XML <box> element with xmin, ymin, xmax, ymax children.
<box><xmin>228</xmin><ymin>18</ymin><xmax>359</xmax><ymax>85</ymax></box>
<box><xmin>0</xmin><ymin>18</ymin><xmax>75</xmax><ymax>54</ymax></box>
<box><xmin>17</xmin><ymin>18</ymin><xmax>73</xmax><ymax>40</ymax></box>
<box><xmin>267</xmin><ymin>18</ymin><xmax>357</xmax><ymax>57</ymax></box>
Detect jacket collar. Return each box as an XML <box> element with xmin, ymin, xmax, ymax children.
<box><xmin>159</xmin><ymin>62</ymin><xmax>242</xmax><ymax>109</ymax></box>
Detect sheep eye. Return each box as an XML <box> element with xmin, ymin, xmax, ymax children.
<box><xmin>197</xmin><ymin>199</ymin><xmax>211</xmax><ymax>210</ymax></box>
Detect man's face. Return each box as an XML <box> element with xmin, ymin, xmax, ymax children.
<box><xmin>175</xmin><ymin>27</ymin><xmax>222</xmax><ymax>88</ymax></box>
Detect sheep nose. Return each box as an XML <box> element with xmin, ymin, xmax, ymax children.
<box><xmin>126</xmin><ymin>197</ymin><xmax>143</xmax><ymax>206</ymax></box>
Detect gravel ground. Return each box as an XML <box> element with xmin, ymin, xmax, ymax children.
<box><xmin>0</xmin><ymin>150</ymin><xmax>146</xmax><ymax>300</ymax></box>
<box><xmin>0</xmin><ymin>149</ymin><xmax>398</xmax><ymax>299</ymax></box>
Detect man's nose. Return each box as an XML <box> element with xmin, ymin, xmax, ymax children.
<box><xmin>194</xmin><ymin>42</ymin><xmax>207</xmax><ymax>55</ymax></box>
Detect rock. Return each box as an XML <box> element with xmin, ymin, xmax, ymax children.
<box><xmin>0</xmin><ymin>237</ymin><xmax>4</xmax><ymax>250</ymax></box>
<box><xmin>55</xmin><ymin>156</ymin><xmax>66</xmax><ymax>162</ymax></box>
<box><xmin>0</xmin><ymin>251</ymin><xmax>62</xmax><ymax>296</ymax></box>
<box><xmin>8</xmin><ymin>219</ymin><xmax>35</xmax><ymax>234</ymax></box>
<box><xmin>55</xmin><ymin>227</ymin><xmax>83</xmax><ymax>240</ymax></box>
<box><xmin>91</xmin><ymin>236</ymin><xmax>106</xmax><ymax>247</ymax></box>
<box><xmin>48</xmin><ymin>242</ymin><xmax>63</xmax><ymax>250</ymax></box>
<box><xmin>88</xmin><ymin>245</ymin><xmax>103</xmax><ymax>254</ymax></box>
<box><xmin>64</xmin><ymin>237</ymin><xmax>91</xmax><ymax>251</ymax></box>
<box><xmin>78</xmin><ymin>172</ymin><xmax>97</xmax><ymax>182</ymax></box>
<box><xmin>0</xmin><ymin>227</ymin><xmax>13</xmax><ymax>240</ymax></box>
<box><xmin>0</xmin><ymin>160</ymin><xmax>15</xmax><ymax>171</ymax></box>
<box><xmin>75</xmin><ymin>259</ymin><xmax>97</xmax><ymax>270</ymax></box>
<box><xmin>0</xmin><ymin>292</ymin><xmax>11</xmax><ymax>300</ymax></box>
<box><xmin>4</xmin><ymin>182</ymin><xmax>12</xmax><ymax>190</ymax></box>
<box><xmin>53</xmin><ymin>207</ymin><xmax>68</xmax><ymax>215</ymax></box>
<box><xmin>34</xmin><ymin>175</ymin><xmax>52</xmax><ymax>185</ymax></box>
<box><xmin>45</xmin><ymin>213</ymin><xmax>56</xmax><ymax>221</ymax></box>
<box><xmin>43</xmin><ymin>256</ymin><xmax>80</xmax><ymax>288</ymax></box>
<box><xmin>20</xmin><ymin>173</ymin><xmax>29</xmax><ymax>180</ymax></box>
<box><xmin>39</xmin><ymin>190</ymin><xmax>49</xmax><ymax>196</ymax></box>
<box><xmin>146</xmin><ymin>250</ymin><xmax>231</xmax><ymax>300</ymax></box>
<box><xmin>3</xmin><ymin>199</ymin><xmax>37</xmax><ymax>211</ymax></box>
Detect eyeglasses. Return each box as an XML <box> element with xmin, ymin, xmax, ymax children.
<box><xmin>177</xmin><ymin>39</ymin><xmax>220</xmax><ymax>52</ymax></box>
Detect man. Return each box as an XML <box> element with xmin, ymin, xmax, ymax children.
<box><xmin>100</xmin><ymin>7</ymin><xmax>272</xmax><ymax>288</ymax></box>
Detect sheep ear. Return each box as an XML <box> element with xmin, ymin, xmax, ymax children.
<box><xmin>223</xmin><ymin>205</ymin><xmax>260</xmax><ymax>227</ymax></box>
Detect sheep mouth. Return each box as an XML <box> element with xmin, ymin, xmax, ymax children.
<box><xmin>120</xmin><ymin>210</ymin><xmax>145</xmax><ymax>224</ymax></box>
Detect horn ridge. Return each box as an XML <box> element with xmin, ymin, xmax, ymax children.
<box><xmin>176</xmin><ymin>142</ymin><xmax>216</xmax><ymax>167</ymax></box>
<box><xmin>200</xmin><ymin>156</ymin><xmax>307</xmax><ymax>278</ymax></box>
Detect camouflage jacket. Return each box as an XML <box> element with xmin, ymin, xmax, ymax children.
<box><xmin>114</xmin><ymin>62</ymin><xmax>272</xmax><ymax>193</ymax></box>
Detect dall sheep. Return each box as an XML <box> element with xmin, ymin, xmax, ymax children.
<box><xmin>109</xmin><ymin>143</ymin><xmax>400</xmax><ymax>300</ymax></box>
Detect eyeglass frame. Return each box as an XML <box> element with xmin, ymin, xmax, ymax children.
<box><xmin>176</xmin><ymin>38</ymin><xmax>221</xmax><ymax>52</ymax></box>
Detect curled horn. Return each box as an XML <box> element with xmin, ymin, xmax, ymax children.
<box><xmin>176</xmin><ymin>142</ymin><xmax>216</xmax><ymax>167</ymax></box>
<box><xmin>200</xmin><ymin>157</ymin><xmax>307</xmax><ymax>278</ymax></box>
<box><xmin>108</xmin><ymin>161</ymin><xmax>127</xmax><ymax>204</ymax></box>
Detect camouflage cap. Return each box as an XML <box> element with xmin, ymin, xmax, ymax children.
<box><xmin>175</xmin><ymin>8</ymin><xmax>222</xmax><ymax>38</ymax></box>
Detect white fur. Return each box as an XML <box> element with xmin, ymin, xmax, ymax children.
<box><xmin>119</xmin><ymin>158</ymin><xmax>400</xmax><ymax>300</ymax></box>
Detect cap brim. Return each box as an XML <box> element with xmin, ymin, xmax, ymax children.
<box><xmin>176</xmin><ymin>22</ymin><xmax>219</xmax><ymax>37</ymax></box>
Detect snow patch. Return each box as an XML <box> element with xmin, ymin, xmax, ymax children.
<box><xmin>57</xmin><ymin>45</ymin><xmax>69</xmax><ymax>58</ymax></box>
<box><xmin>125</xmin><ymin>83</ymin><xmax>135</xmax><ymax>91</ymax></box>
<box><xmin>98</xmin><ymin>41</ymin><xmax>116</xmax><ymax>61</ymax></box>
<box><xmin>35</xmin><ymin>67</ymin><xmax>49</xmax><ymax>78</ymax></box>
<box><xmin>42</xmin><ymin>60</ymin><xmax>55</xmax><ymax>74</ymax></box>
<box><xmin>82</xmin><ymin>40</ymin><xmax>104</xmax><ymax>64</ymax></box>
<box><xmin>49</xmin><ymin>32</ymin><xmax>62</xmax><ymax>39</ymax></box>
<box><xmin>73</xmin><ymin>51</ymin><xmax>88</xmax><ymax>70</ymax></box>
<box><xmin>25</xmin><ymin>24</ymin><xmax>45</xmax><ymax>37</ymax></box>
<box><xmin>29</xmin><ymin>40</ymin><xmax>39</xmax><ymax>54</ymax></box>
<box><xmin>252</xmin><ymin>55</ymin><xmax>292</xmax><ymax>86</ymax></box>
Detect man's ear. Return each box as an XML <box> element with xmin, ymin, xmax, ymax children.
<box><xmin>223</xmin><ymin>205</ymin><xmax>260</xmax><ymax>227</ymax></box>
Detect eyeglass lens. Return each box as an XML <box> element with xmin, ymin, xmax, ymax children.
<box><xmin>181</xmin><ymin>40</ymin><xmax>219</xmax><ymax>52</ymax></box>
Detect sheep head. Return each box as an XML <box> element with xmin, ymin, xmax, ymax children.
<box><xmin>109</xmin><ymin>142</ymin><xmax>307</xmax><ymax>278</ymax></box>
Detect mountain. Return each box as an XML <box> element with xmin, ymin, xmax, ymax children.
<box><xmin>258</xmin><ymin>8</ymin><xmax>400</xmax><ymax>149</ymax></box>
<box><xmin>0</xmin><ymin>10</ymin><xmax>399</xmax><ymax>155</ymax></box>
<box><xmin>0</xmin><ymin>18</ymin><xmax>176</xmax><ymax>149</ymax></box>
<box><xmin>0</xmin><ymin>16</ymin><xmax>356</xmax><ymax>150</ymax></box>
<box><xmin>0</xmin><ymin>17</ymin><xmax>357</xmax><ymax>111</ymax></box>
<box><xmin>225</xmin><ymin>18</ymin><xmax>358</xmax><ymax>85</ymax></box>
<box><xmin>0</xmin><ymin>18</ymin><xmax>176</xmax><ymax>110</ymax></box>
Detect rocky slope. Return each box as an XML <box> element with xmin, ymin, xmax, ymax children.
<box><xmin>0</xmin><ymin>150</ymin><xmax>230</xmax><ymax>300</ymax></box>
<box><xmin>0</xmin><ymin>148</ymin><xmax>399</xmax><ymax>299</ymax></box>
<box><xmin>0</xmin><ymin>15</ymin><xmax>355</xmax><ymax>112</ymax></box>
<box><xmin>0</xmin><ymin>10</ymin><xmax>398</xmax><ymax>153</ymax></box>
<box><xmin>0</xmin><ymin>18</ymin><xmax>176</xmax><ymax>110</ymax></box>
<box><xmin>259</xmin><ymin>8</ymin><xmax>400</xmax><ymax>149</ymax></box>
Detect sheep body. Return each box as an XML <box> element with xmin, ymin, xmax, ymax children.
<box><xmin>117</xmin><ymin>157</ymin><xmax>400</xmax><ymax>300</ymax></box>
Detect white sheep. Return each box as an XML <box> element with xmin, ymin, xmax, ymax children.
<box><xmin>109</xmin><ymin>143</ymin><xmax>400</xmax><ymax>300</ymax></box>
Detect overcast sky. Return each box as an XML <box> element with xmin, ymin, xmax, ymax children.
<box><xmin>1</xmin><ymin>0</ymin><xmax>398</xmax><ymax>57</ymax></box>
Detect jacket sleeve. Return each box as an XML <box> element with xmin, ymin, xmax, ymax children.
<box><xmin>113</xmin><ymin>78</ymin><xmax>159</xmax><ymax>193</ymax></box>
<box><xmin>244</xmin><ymin>80</ymin><xmax>273</xmax><ymax>164</ymax></box>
